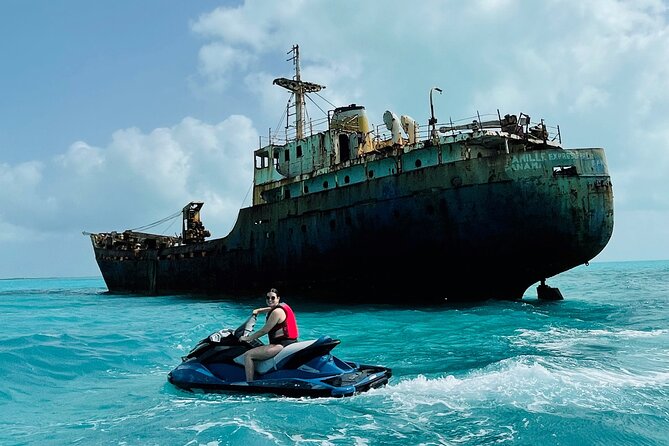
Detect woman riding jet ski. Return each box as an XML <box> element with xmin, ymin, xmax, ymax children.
<box><xmin>167</xmin><ymin>314</ymin><xmax>392</xmax><ymax>398</ymax></box>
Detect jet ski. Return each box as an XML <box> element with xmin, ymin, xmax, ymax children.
<box><xmin>168</xmin><ymin>315</ymin><xmax>392</xmax><ymax>398</ymax></box>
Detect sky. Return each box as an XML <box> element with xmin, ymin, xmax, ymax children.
<box><xmin>1</xmin><ymin>0</ymin><xmax>668</xmax><ymax>279</ymax></box>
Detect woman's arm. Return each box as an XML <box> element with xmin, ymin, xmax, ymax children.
<box><xmin>252</xmin><ymin>306</ymin><xmax>272</xmax><ymax>316</ymax></box>
<box><xmin>244</xmin><ymin>308</ymin><xmax>285</xmax><ymax>342</ymax></box>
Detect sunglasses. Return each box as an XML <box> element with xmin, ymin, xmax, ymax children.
<box><xmin>266</xmin><ymin>295</ymin><xmax>278</xmax><ymax>301</ymax></box>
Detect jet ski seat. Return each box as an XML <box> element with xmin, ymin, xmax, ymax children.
<box><xmin>233</xmin><ymin>336</ymin><xmax>339</xmax><ymax>375</ymax></box>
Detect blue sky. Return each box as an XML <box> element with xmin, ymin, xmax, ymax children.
<box><xmin>1</xmin><ymin>0</ymin><xmax>668</xmax><ymax>278</ymax></box>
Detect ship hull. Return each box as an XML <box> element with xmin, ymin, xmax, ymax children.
<box><xmin>93</xmin><ymin>147</ymin><xmax>613</xmax><ymax>302</ymax></box>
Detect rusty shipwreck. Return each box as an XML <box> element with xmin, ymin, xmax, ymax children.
<box><xmin>88</xmin><ymin>45</ymin><xmax>614</xmax><ymax>302</ymax></box>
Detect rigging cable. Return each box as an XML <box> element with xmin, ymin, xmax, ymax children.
<box><xmin>130</xmin><ymin>210</ymin><xmax>182</xmax><ymax>232</ymax></box>
<box><xmin>272</xmin><ymin>95</ymin><xmax>290</xmax><ymax>142</ymax></box>
<box><xmin>306</xmin><ymin>93</ymin><xmax>329</xmax><ymax>117</ymax></box>
<box><xmin>313</xmin><ymin>91</ymin><xmax>337</xmax><ymax>109</ymax></box>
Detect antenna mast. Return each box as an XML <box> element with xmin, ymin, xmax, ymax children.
<box><xmin>273</xmin><ymin>45</ymin><xmax>325</xmax><ymax>139</ymax></box>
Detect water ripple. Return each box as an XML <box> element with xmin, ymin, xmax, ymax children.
<box><xmin>1</xmin><ymin>265</ymin><xmax>668</xmax><ymax>446</ymax></box>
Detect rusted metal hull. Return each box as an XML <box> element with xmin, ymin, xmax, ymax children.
<box><xmin>93</xmin><ymin>147</ymin><xmax>614</xmax><ymax>302</ymax></box>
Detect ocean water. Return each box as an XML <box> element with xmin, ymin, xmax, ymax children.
<box><xmin>1</xmin><ymin>261</ymin><xmax>668</xmax><ymax>446</ymax></box>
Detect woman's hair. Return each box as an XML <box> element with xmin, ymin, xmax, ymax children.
<box><xmin>269</xmin><ymin>288</ymin><xmax>279</xmax><ymax>296</ymax></box>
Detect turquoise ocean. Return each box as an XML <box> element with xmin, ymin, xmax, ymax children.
<box><xmin>1</xmin><ymin>261</ymin><xmax>668</xmax><ymax>445</ymax></box>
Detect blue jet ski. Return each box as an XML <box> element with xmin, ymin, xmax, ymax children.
<box><xmin>168</xmin><ymin>315</ymin><xmax>392</xmax><ymax>398</ymax></box>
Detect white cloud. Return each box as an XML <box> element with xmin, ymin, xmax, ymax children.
<box><xmin>188</xmin><ymin>2</ymin><xmax>669</xmax><ymax>124</ymax></box>
<box><xmin>190</xmin><ymin>0</ymin><xmax>314</xmax><ymax>50</ymax></box>
<box><xmin>108</xmin><ymin>126</ymin><xmax>191</xmax><ymax>196</ymax></box>
<box><xmin>191</xmin><ymin>3</ymin><xmax>269</xmax><ymax>48</ymax></box>
<box><xmin>55</xmin><ymin>141</ymin><xmax>104</xmax><ymax>175</ymax></box>
<box><xmin>0</xmin><ymin>160</ymin><xmax>43</xmax><ymax>196</ymax></box>
<box><xmin>0</xmin><ymin>115</ymin><xmax>258</xmax><ymax>250</ymax></box>
<box><xmin>197</xmin><ymin>43</ymin><xmax>255</xmax><ymax>91</ymax></box>
<box><xmin>0</xmin><ymin>161</ymin><xmax>61</xmax><ymax>230</ymax></box>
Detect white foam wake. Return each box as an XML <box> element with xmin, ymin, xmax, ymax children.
<box><xmin>373</xmin><ymin>355</ymin><xmax>669</xmax><ymax>415</ymax></box>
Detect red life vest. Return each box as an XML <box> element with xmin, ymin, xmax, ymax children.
<box><xmin>267</xmin><ymin>303</ymin><xmax>299</xmax><ymax>344</ymax></box>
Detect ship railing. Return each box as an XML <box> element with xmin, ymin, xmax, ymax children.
<box><xmin>373</xmin><ymin>111</ymin><xmax>561</xmax><ymax>146</ymax></box>
<box><xmin>261</xmin><ymin>115</ymin><xmax>331</xmax><ymax>147</ymax></box>
<box><xmin>259</xmin><ymin>110</ymin><xmax>562</xmax><ymax>148</ymax></box>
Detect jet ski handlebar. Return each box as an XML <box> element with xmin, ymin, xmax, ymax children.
<box><xmin>233</xmin><ymin>314</ymin><xmax>258</xmax><ymax>340</ymax></box>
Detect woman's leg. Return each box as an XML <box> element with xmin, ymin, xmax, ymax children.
<box><xmin>243</xmin><ymin>344</ymin><xmax>284</xmax><ymax>382</ymax></box>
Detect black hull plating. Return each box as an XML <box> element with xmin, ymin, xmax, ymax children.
<box><xmin>94</xmin><ymin>148</ymin><xmax>614</xmax><ymax>302</ymax></box>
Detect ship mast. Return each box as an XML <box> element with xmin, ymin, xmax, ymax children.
<box><xmin>273</xmin><ymin>45</ymin><xmax>325</xmax><ymax>140</ymax></box>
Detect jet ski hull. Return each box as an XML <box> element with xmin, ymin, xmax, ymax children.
<box><xmin>168</xmin><ymin>359</ymin><xmax>391</xmax><ymax>398</ymax></box>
